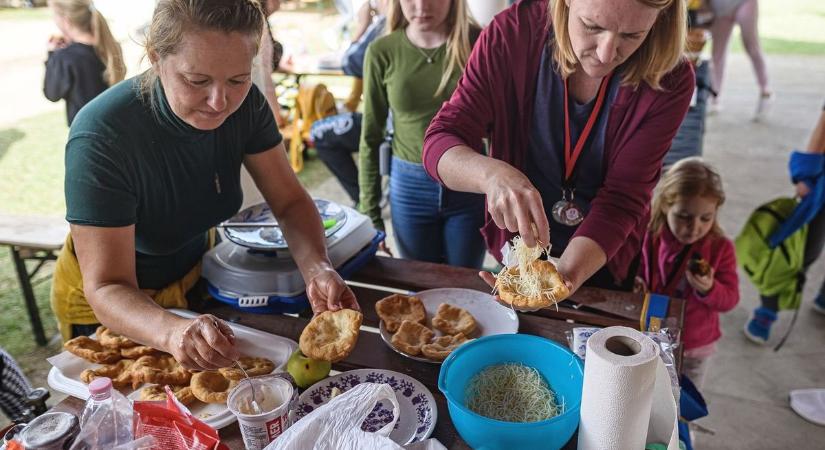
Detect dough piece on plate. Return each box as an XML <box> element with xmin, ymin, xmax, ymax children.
<box><xmin>219</xmin><ymin>356</ymin><xmax>275</xmax><ymax>381</ymax></box>
<box><xmin>96</xmin><ymin>326</ymin><xmax>138</xmax><ymax>349</ymax></box>
<box><xmin>299</xmin><ymin>309</ymin><xmax>363</xmax><ymax>363</ymax></box>
<box><xmin>421</xmin><ymin>333</ymin><xmax>470</xmax><ymax>361</ymax></box>
<box><xmin>375</xmin><ymin>294</ymin><xmax>426</xmax><ymax>333</ymax></box>
<box><xmin>64</xmin><ymin>336</ymin><xmax>121</xmax><ymax>364</ymax></box>
<box><xmin>190</xmin><ymin>371</ymin><xmax>237</xmax><ymax>404</ymax></box>
<box><xmin>431</xmin><ymin>303</ymin><xmax>477</xmax><ymax>336</ymax></box>
<box><xmin>140</xmin><ymin>384</ymin><xmax>197</xmax><ymax>406</ymax></box>
<box><xmin>390</xmin><ymin>320</ymin><xmax>434</xmax><ymax>356</ymax></box>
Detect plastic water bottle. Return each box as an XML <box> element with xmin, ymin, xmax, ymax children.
<box><xmin>77</xmin><ymin>377</ymin><xmax>133</xmax><ymax>447</ymax></box>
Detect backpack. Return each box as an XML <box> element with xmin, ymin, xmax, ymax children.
<box><xmin>735</xmin><ymin>197</ymin><xmax>807</xmax><ymax>310</ymax></box>
<box><xmin>289</xmin><ymin>83</ymin><xmax>338</xmax><ymax>173</ymax></box>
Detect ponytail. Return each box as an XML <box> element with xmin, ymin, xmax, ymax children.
<box><xmin>90</xmin><ymin>6</ymin><xmax>126</xmax><ymax>86</ymax></box>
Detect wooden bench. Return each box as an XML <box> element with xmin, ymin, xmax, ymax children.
<box><xmin>0</xmin><ymin>214</ymin><xmax>68</xmax><ymax>346</ymax></box>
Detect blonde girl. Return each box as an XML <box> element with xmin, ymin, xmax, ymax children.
<box><xmin>639</xmin><ymin>157</ymin><xmax>740</xmax><ymax>388</ymax></box>
<box><xmin>44</xmin><ymin>0</ymin><xmax>126</xmax><ymax>124</ymax></box>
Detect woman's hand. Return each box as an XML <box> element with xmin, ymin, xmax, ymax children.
<box><xmin>47</xmin><ymin>34</ymin><xmax>67</xmax><ymax>51</ymax></box>
<box><xmin>484</xmin><ymin>164</ymin><xmax>549</xmax><ymax>248</ymax></box>
<box><xmin>306</xmin><ymin>267</ymin><xmax>360</xmax><ymax>314</ymax></box>
<box><xmin>685</xmin><ymin>268</ymin><xmax>715</xmax><ymax>296</ymax></box>
<box><xmin>165</xmin><ymin>315</ymin><xmax>239</xmax><ymax>371</ymax></box>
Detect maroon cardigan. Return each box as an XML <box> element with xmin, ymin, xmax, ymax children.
<box><xmin>422</xmin><ymin>0</ymin><xmax>695</xmax><ymax>282</ymax></box>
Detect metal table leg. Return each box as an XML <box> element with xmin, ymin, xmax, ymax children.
<box><xmin>9</xmin><ymin>246</ymin><xmax>47</xmax><ymax>346</ymax></box>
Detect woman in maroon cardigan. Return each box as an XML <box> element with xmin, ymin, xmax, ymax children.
<box><xmin>423</xmin><ymin>0</ymin><xmax>694</xmax><ymax>295</ymax></box>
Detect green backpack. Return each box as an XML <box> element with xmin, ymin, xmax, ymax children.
<box><xmin>735</xmin><ymin>197</ymin><xmax>807</xmax><ymax>310</ymax></box>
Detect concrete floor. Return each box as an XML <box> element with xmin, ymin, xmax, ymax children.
<box><xmin>284</xmin><ymin>53</ymin><xmax>825</xmax><ymax>449</ymax></box>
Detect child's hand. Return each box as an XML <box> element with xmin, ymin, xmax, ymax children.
<box><xmin>633</xmin><ymin>276</ymin><xmax>647</xmax><ymax>294</ymax></box>
<box><xmin>685</xmin><ymin>268</ymin><xmax>714</xmax><ymax>295</ymax></box>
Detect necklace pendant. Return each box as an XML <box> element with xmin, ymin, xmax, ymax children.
<box><xmin>426</xmin><ymin>57</ymin><xmax>432</xmax><ymax>64</ymax></box>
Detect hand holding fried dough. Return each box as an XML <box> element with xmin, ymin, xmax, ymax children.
<box><xmin>306</xmin><ymin>266</ymin><xmax>360</xmax><ymax>315</ymax></box>
<box><xmin>166</xmin><ymin>314</ymin><xmax>240</xmax><ymax>371</ymax></box>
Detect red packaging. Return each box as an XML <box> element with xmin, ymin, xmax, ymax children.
<box><xmin>134</xmin><ymin>386</ymin><xmax>229</xmax><ymax>450</ymax></box>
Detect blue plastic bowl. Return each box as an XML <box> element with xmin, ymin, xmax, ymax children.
<box><xmin>438</xmin><ymin>334</ymin><xmax>584</xmax><ymax>450</ymax></box>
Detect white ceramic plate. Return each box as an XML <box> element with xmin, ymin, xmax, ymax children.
<box><xmin>47</xmin><ymin>309</ymin><xmax>297</xmax><ymax>429</ymax></box>
<box><xmin>294</xmin><ymin>369</ymin><xmax>437</xmax><ymax>444</ymax></box>
<box><xmin>379</xmin><ymin>288</ymin><xmax>520</xmax><ymax>364</ymax></box>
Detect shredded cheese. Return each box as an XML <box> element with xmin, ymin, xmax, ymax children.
<box><xmin>494</xmin><ymin>236</ymin><xmax>557</xmax><ymax>301</ymax></box>
<box><xmin>465</xmin><ymin>363</ymin><xmax>562</xmax><ymax>422</ymax></box>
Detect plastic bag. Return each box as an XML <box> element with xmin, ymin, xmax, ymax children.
<box><xmin>133</xmin><ymin>386</ymin><xmax>228</xmax><ymax>450</ymax></box>
<box><xmin>267</xmin><ymin>382</ymin><xmax>448</xmax><ymax>450</ymax></box>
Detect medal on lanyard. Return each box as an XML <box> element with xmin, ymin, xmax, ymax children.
<box><xmin>551</xmin><ymin>72</ymin><xmax>614</xmax><ymax>226</ymax></box>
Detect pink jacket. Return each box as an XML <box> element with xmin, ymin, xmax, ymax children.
<box><xmin>422</xmin><ymin>0</ymin><xmax>695</xmax><ymax>282</ymax></box>
<box><xmin>639</xmin><ymin>226</ymin><xmax>740</xmax><ymax>350</ymax></box>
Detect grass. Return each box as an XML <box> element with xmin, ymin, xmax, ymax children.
<box><xmin>726</xmin><ymin>0</ymin><xmax>825</xmax><ymax>55</ymax></box>
<box><xmin>0</xmin><ymin>6</ymin><xmax>50</xmax><ymax>21</ymax></box>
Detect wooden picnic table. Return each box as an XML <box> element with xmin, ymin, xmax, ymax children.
<box><xmin>50</xmin><ymin>256</ymin><xmax>685</xmax><ymax>449</ymax></box>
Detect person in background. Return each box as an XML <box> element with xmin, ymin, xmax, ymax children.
<box><xmin>311</xmin><ymin>0</ymin><xmax>389</xmax><ymax>207</ymax></box>
<box><xmin>637</xmin><ymin>158</ymin><xmax>739</xmax><ymax>388</ymax></box>
<box><xmin>422</xmin><ymin>0</ymin><xmax>693</xmax><ymax>295</ymax></box>
<box><xmin>44</xmin><ymin>0</ymin><xmax>126</xmax><ymax>125</ymax></box>
<box><xmin>745</xmin><ymin>101</ymin><xmax>825</xmax><ymax>344</ymax></box>
<box><xmin>359</xmin><ymin>0</ymin><xmax>485</xmax><ymax>267</ymax></box>
<box><xmin>252</xmin><ymin>0</ymin><xmax>288</xmax><ymax>128</ymax></box>
<box><xmin>708</xmin><ymin>0</ymin><xmax>771</xmax><ymax>120</ymax></box>
<box><xmin>0</xmin><ymin>348</ymin><xmax>33</xmax><ymax>423</ymax></box>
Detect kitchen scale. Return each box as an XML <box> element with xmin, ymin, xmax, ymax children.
<box><xmin>201</xmin><ymin>199</ymin><xmax>384</xmax><ymax>314</ymax></box>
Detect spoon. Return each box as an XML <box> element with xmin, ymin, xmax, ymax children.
<box><xmin>235</xmin><ymin>361</ymin><xmax>262</xmax><ymax>414</ymax></box>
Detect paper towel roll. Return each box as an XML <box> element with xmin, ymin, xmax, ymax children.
<box><xmin>577</xmin><ymin>326</ymin><xmax>678</xmax><ymax>450</ymax></box>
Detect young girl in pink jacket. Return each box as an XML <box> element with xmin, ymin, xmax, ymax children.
<box><xmin>638</xmin><ymin>157</ymin><xmax>740</xmax><ymax>389</ymax></box>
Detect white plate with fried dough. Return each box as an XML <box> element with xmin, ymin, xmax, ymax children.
<box><xmin>378</xmin><ymin>288</ymin><xmax>519</xmax><ymax>363</ymax></box>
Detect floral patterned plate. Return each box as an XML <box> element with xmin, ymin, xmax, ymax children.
<box><xmin>293</xmin><ymin>369</ymin><xmax>437</xmax><ymax>444</ymax></box>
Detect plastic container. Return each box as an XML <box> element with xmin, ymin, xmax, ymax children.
<box><xmin>227</xmin><ymin>375</ymin><xmax>296</xmax><ymax>450</ymax></box>
<box><xmin>438</xmin><ymin>334</ymin><xmax>584</xmax><ymax>450</ymax></box>
<box><xmin>17</xmin><ymin>412</ymin><xmax>78</xmax><ymax>450</ymax></box>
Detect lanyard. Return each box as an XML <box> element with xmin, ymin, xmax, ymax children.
<box><xmin>562</xmin><ymin>72</ymin><xmax>614</xmax><ymax>183</ymax></box>
<box><xmin>647</xmin><ymin>233</ymin><xmax>693</xmax><ymax>297</ymax></box>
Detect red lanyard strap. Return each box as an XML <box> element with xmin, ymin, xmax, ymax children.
<box><xmin>562</xmin><ymin>72</ymin><xmax>614</xmax><ymax>182</ymax></box>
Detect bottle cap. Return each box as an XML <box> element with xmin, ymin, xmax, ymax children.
<box><xmin>88</xmin><ymin>377</ymin><xmax>113</xmax><ymax>399</ymax></box>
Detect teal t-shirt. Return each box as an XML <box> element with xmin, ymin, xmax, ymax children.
<box><xmin>65</xmin><ymin>76</ymin><xmax>282</xmax><ymax>289</ymax></box>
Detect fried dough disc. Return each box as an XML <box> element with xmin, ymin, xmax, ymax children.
<box><xmin>96</xmin><ymin>326</ymin><xmax>138</xmax><ymax>349</ymax></box>
<box><xmin>140</xmin><ymin>384</ymin><xmax>196</xmax><ymax>406</ymax></box>
<box><xmin>80</xmin><ymin>359</ymin><xmax>135</xmax><ymax>389</ymax></box>
<box><xmin>120</xmin><ymin>345</ymin><xmax>161</xmax><ymax>359</ymax></box>
<box><xmin>190</xmin><ymin>371</ymin><xmax>237</xmax><ymax>404</ymax></box>
<box><xmin>390</xmin><ymin>320</ymin><xmax>434</xmax><ymax>356</ymax></box>
<box><xmin>375</xmin><ymin>294</ymin><xmax>426</xmax><ymax>333</ymax></box>
<box><xmin>496</xmin><ymin>259</ymin><xmax>569</xmax><ymax>309</ymax></box>
<box><xmin>431</xmin><ymin>303</ymin><xmax>477</xmax><ymax>336</ymax></box>
<box><xmin>131</xmin><ymin>355</ymin><xmax>191</xmax><ymax>389</ymax></box>
<box><xmin>299</xmin><ymin>309</ymin><xmax>363</xmax><ymax>363</ymax></box>
<box><xmin>64</xmin><ymin>336</ymin><xmax>121</xmax><ymax>364</ymax></box>
<box><xmin>218</xmin><ymin>356</ymin><xmax>275</xmax><ymax>381</ymax></box>
<box><xmin>421</xmin><ymin>333</ymin><xmax>470</xmax><ymax>361</ymax></box>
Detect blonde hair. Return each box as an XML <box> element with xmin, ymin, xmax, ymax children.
<box><xmin>48</xmin><ymin>0</ymin><xmax>126</xmax><ymax>86</ymax></box>
<box><xmin>649</xmin><ymin>157</ymin><xmax>726</xmax><ymax>237</ymax></box>
<box><xmin>139</xmin><ymin>0</ymin><xmax>265</xmax><ymax>100</ymax></box>
<box><xmin>549</xmin><ymin>0</ymin><xmax>687</xmax><ymax>90</ymax></box>
<box><xmin>387</xmin><ymin>0</ymin><xmax>479</xmax><ymax>97</ymax></box>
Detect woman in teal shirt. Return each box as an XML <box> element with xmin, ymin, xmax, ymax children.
<box><xmin>51</xmin><ymin>0</ymin><xmax>358</xmax><ymax>371</ymax></box>
<box><xmin>359</xmin><ymin>0</ymin><xmax>485</xmax><ymax>268</ymax></box>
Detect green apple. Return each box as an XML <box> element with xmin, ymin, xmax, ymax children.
<box><xmin>287</xmin><ymin>349</ymin><xmax>331</xmax><ymax>388</ymax></box>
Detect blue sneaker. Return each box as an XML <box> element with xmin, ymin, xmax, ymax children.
<box><xmin>813</xmin><ymin>293</ymin><xmax>825</xmax><ymax>316</ymax></box>
<box><xmin>744</xmin><ymin>307</ymin><xmax>778</xmax><ymax>345</ymax></box>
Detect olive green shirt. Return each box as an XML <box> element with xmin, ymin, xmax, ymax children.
<box><xmin>358</xmin><ymin>29</ymin><xmax>462</xmax><ymax>230</ymax></box>
<box><xmin>65</xmin><ymin>77</ymin><xmax>282</xmax><ymax>289</ymax></box>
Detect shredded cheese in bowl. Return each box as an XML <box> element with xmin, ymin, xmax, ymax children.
<box><xmin>464</xmin><ymin>363</ymin><xmax>562</xmax><ymax>422</ymax></box>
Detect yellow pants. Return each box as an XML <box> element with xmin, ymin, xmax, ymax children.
<box><xmin>50</xmin><ymin>233</ymin><xmax>205</xmax><ymax>343</ymax></box>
